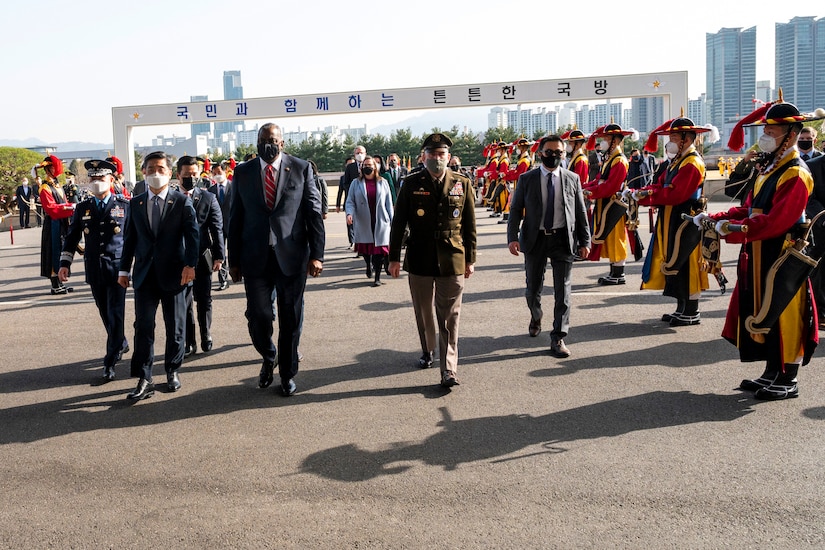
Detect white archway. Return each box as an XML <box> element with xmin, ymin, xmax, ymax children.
<box><xmin>112</xmin><ymin>71</ymin><xmax>687</xmax><ymax>182</ymax></box>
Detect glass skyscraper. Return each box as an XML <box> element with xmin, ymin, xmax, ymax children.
<box><xmin>215</xmin><ymin>70</ymin><xmax>243</xmax><ymax>138</ymax></box>
<box><xmin>190</xmin><ymin>95</ymin><xmax>211</xmax><ymax>137</ymax></box>
<box><xmin>706</xmin><ymin>27</ymin><xmax>756</xmax><ymax>141</ymax></box>
<box><xmin>775</xmin><ymin>16</ymin><xmax>825</xmax><ymax>112</ymax></box>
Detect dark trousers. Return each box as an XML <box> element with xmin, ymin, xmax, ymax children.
<box><xmin>186</xmin><ymin>256</ymin><xmax>213</xmax><ymax>345</ymax></box>
<box><xmin>19</xmin><ymin>205</ymin><xmax>30</xmax><ymax>227</ymax></box>
<box><xmin>90</xmin><ymin>280</ymin><xmax>127</xmax><ymax>367</ymax></box>
<box><xmin>524</xmin><ymin>232</ymin><xmax>573</xmax><ymax>338</ymax></box>
<box><xmin>130</xmin><ymin>267</ymin><xmax>187</xmax><ymax>380</ymax></box>
<box><xmin>243</xmin><ymin>250</ymin><xmax>306</xmax><ymax>383</ymax></box>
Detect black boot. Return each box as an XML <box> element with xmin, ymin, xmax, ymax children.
<box><xmin>740</xmin><ymin>361</ymin><xmax>780</xmax><ymax>392</ymax></box>
<box><xmin>598</xmin><ymin>264</ymin><xmax>626</xmax><ymax>285</ymax></box>
<box><xmin>50</xmin><ymin>276</ymin><xmax>72</xmax><ymax>295</ymax></box>
<box><xmin>670</xmin><ymin>299</ymin><xmax>700</xmax><ymax>326</ymax></box>
<box><xmin>755</xmin><ymin>363</ymin><xmax>799</xmax><ymax>400</ymax></box>
<box><xmin>662</xmin><ymin>300</ymin><xmax>685</xmax><ymax>322</ymax></box>
<box><xmin>372</xmin><ymin>255</ymin><xmax>383</xmax><ymax>286</ymax></box>
<box><xmin>365</xmin><ymin>256</ymin><xmax>373</xmax><ymax>279</ymax></box>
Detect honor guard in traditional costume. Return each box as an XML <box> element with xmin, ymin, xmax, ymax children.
<box><xmin>561</xmin><ymin>128</ymin><xmax>589</xmax><ymax>184</ymax></box>
<box><xmin>58</xmin><ymin>160</ymin><xmax>130</xmax><ymax>380</ymax></box>
<box><xmin>486</xmin><ymin>141</ymin><xmax>511</xmax><ymax>217</ymax></box>
<box><xmin>582</xmin><ymin>123</ymin><xmax>633</xmax><ymax>284</ymax></box>
<box><xmin>106</xmin><ymin>156</ymin><xmax>131</xmax><ymax>198</ymax></box>
<box><xmin>501</xmin><ymin>137</ymin><xmax>534</xmax><ymax>224</ymax></box>
<box><xmin>479</xmin><ymin>142</ymin><xmax>500</xmax><ymax>207</ymax></box>
<box><xmin>635</xmin><ymin>115</ymin><xmax>713</xmax><ymax>326</ymax></box>
<box><xmin>388</xmin><ymin>133</ymin><xmax>477</xmax><ymax>388</ymax></box>
<box><xmin>35</xmin><ymin>155</ymin><xmax>76</xmax><ymax>294</ymax></box>
<box><xmin>699</xmin><ymin>96</ymin><xmax>823</xmax><ymax>400</ymax></box>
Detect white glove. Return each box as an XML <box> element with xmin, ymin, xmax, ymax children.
<box><xmin>715</xmin><ymin>220</ymin><xmax>731</xmax><ymax>236</ymax></box>
<box><xmin>620</xmin><ymin>188</ymin><xmax>632</xmax><ymax>200</ymax></box>
<box><xmin>693</xmin><ymin>212</ymin><xmax>711</xmax><ymax>227</ymax></box>
<box><xmin>631</xmin><ymin>190</ymin><xmax>643</xmax><ymax>201</ymax></box>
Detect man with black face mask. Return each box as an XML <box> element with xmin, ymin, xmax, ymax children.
<box><xmin>507</xmin><ymin>135</ymin><xmax>591</xmax><ymax>358</ymax></box>
<box><xmin>176</xmin><ymin>156</ymin><xmax>224</xmax><ymax>356</ymax></box>
<box><xmin>797</xmin><ymin>127</ymin><xmax>822</xmax><ymax>162</ymax></box>
<box><xmin>228</xmin><ymin>123</ymin><xmax>325</xmax><ymax>397</ymax></box>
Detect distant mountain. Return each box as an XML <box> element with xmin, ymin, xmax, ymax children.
<box><xmin>371</xmin><ymin>107</ymin><xmax>490</xmax><ymax>137</ymax></box>
<box><xmin>0</xmin><ymin>138</ymin><xmax>113</xmax><ymax>151</ymax></box>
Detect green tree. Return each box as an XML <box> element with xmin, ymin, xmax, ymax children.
<box><xmin>0</xmin><ymin>147</ymin><xmax>48</xmax><ymax>199</ymax></box>
<box><xmin>232</xmin><ymin>144</ymin><xmax>256</xmax><ymax>162</ymax></box>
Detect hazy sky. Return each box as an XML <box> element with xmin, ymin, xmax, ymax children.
<box><xmin>1</xmin><ymin>0</ymin><xmax>816</xmax><ymax>145</ymax></box>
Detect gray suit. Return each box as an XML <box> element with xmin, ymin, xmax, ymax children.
<box><xmin>507</xmin><ymin>166</ymin><xmax>590</xmax><ymax>338</ymax></box>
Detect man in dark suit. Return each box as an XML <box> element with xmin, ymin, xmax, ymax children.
<box><xmin>805</xmin><ymin>153</ymin><xmax>825</xmax><ymax>327</ymax></box>
<box><xmin>15</xmin><ymin>177</ymin><xmax>34</xmax><ymax>228</ymax></box>
<box><xmin>228</xmin><ymin>123</ymin><xmax>325</xmax><ymax>397</ymax></box>
<box><xmin>383</xmin><ymin>152</ymin><xmax>408</xmax><ymax>203</ymax></box>
<box><xmin>118</xmin><ymin>151</ymin><xmax>199</xmax><ymax>400</ymax></box>
<box><xmin>507</xmin><ymin>134</ymin><xmax>591</xmax><ymax>358</ymax></box>
<box><xmin>798</xmin><ymin>127</ymin><xmax>822</xmax><ymax>162</ymax></box>
<box><xmin>58</xmin><ymin>159</ymin><xmax>130</xmax><ymax>380</ymax></box>
<box><xmin>177</xmin><ymin>156</ymin><xmax>224</xmax><ymax>355</ymax></box>
<box><xmin>208</xmin><ymin>161</ymin><xmax>232</xmax><ymax>291</ymax></box>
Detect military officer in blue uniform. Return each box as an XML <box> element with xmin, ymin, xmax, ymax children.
<box><xmin>59</xmin><ymin>159</ymin><xmax>130</xmax><ymax>381</ymax></box>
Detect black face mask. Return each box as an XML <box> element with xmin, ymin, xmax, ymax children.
<box><xmin>798</xmin><ymin>140</ymin><xmax>813</xmax><ymax>151</ymax></box>
<box><xmin>540</xmin><ymin>153</ymin><xmax>562</xmax><ymax>169</ymax></box>
<box><xmin>258</xmin><ymin>142</ymin><xmax>280</xmax><ymax>163</ymax></box>
<box><xmin>180</xmin><ymin>176</ymin><xmax>198</xmax><ymax>191</ymax></box>
<box><xmin>362</xmin><ymin>167</ymin><xmax>374</xmax><ymax>176</ymax></box>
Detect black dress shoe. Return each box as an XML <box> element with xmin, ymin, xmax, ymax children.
<box><xmin>440</xmin><ymin>371</ymin><xmax>460</xmax><ymax>388</ymax></box>
<box><xmin>281</xmin><ymin>379</ymin><xmax>297</xmax><ymax>396</ymax></box>
<box><xmin>127</xmin><ymin>378</ymin><xmax>155</xmax><ymax>400</ymax></box>
<box><xmin>528</xmin><ymin>319</ymin><xmax>541</xmax><ymax>337</ymax></box>
<box><xmin>549</xmin><ymin>338</ymin><xmax>571</xmax><ymax>358</ymax></box>
<box><xmin>202</xmin><ymin>338</ymin><xmax>213</xmax><ymax>352</ymax></box>
<box><xmin>217</xmin><ymin>281</ymin><xmax>229</xmax><ymax>291</ymax></box>
<box><xmin>417</xmin><ymin>351</ymin><xmax>434</xmax><ymax>369</ymax></box>
<box><xmin>669</xmin><ymin>313</ymin><xmax>700</xmax><ymax>326</ymax></box>
<box><xmin>102</xmin><ymin>366</ymin><xmax>115</xmax><ymax>381</ymax></box>
<box><xmin>259</xmin><ymin>360</ymin><xmax>275</xmax><ymax>388</ymax></box>
<box><xmin>184</xmin><ymin>343</ymin><xmax>196</xmax><ymax>357</ymax></box>
<box><xmin>754</xmin><ymin>383</ymin><xmax>799</xmax><ymax>400</ymax></box>
<box><xmin>167</xmin><ymin>372</ymin><xmax>181</xmax><ymax>392</ymax></box>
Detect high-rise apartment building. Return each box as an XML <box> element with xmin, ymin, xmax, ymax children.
<box><xmin>775</xmin><ymin>16</ymin><xmax>825</xmax><ymax>111</ymax></box>
<box><xmin>631</xmin><ymin>97</ymin><xmax>665</xmax><ymax>134</ymax></box>
<box><xmin>706</xmin><ymin>26</ymin><xmax>756</xmax><ymax>141</ymax></box>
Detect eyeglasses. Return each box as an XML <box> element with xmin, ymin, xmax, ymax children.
<box><xmin>540</xmin><ymin>150</ymin><xmax>564</xmax><ymax>157</ymax></box>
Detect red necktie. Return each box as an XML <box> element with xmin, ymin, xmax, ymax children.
<box><xmin>265</xmin><ymin>164</ymin><xmax>277</xmax><ymax>209</ymax></box>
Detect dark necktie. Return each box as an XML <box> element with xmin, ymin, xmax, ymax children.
<box><xmin>802</xmin><ymin>153</ymin><xmax>810</xmax><ymax>161</ymax></box>
<box><xmin>151</xmin><ymin>195</ymin><xmax>161</xmax><ymax>236</ymax></box>
<box><xmin>265</xmin><ymin>164</ymin><xmax>277</xmax><ymax>209</ymax></box>
<box><xmin>96</xmin><ymin>199</ymin><xmax>103</xmax><ymax>212</ymax></box>
<box><xmin>219</xmin><ymin>185</ymin><xmax>225</xmax><ymax>204</ymax></box>
<box><xmin>544</xmin><ymin>171</ymin><xmax>555</xmax><ymax>231</ymax></box>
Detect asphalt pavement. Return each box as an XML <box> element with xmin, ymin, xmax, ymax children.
<box><xmin>1</xmin><ymin>193</ymin><xmax>823</xmax><ymax>549</ymax></box>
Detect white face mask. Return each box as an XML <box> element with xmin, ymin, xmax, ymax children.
<box><xmin>354</xmin><ymin>153</ymin><xmax>366</xmax><ymax>163</ymax></box>
<box><xmin>213</xmin><ymin>175</ymin><xmax>226</xmax><ymax>184</ymax></box>
<box><xmin>145</xmin><ymin>173</ymin><xmax>170</xmax><ymax>190</ymax></box>
<box><xmin>599</xmin><ymin>139</ymin><xmax>611</xmax><ymax>152</ymax></box>
<box><xmin>564</xmin><ymin>144</ymin><xmax>574</xmax><ymax>154</ymax></box>
<box><xmin>90</xmin><ymin>180</ymin><xmax>110</xmax><ymax>195</ymax></box>
<box><xmin>758</xmin><ymin>133</ymin><xmax>781</xmax><ymax>153</ymax></box>
<box><xmin>664</xmin><ymin>141</ymin><xmax>680</xmax><ymax>159</ymax></box>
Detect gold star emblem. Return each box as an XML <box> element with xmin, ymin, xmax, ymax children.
<box><xmin>132</xmin><ymin>112</ymin><xmax>141</xmax><ymax>120</ymax></box>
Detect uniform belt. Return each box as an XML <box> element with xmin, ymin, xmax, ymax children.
<box><xmin>544</xmin><ymin>228</ymin><xmax>564</xmax><ymax>236</ymax></box>
<box><xmin>434</xmin><ymin>230</ymin><xmax>456</xmax><ymax>239</ymax></box>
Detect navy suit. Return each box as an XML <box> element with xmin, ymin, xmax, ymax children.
<box><xmin>805</xmin><ymin>154</ymin><xmax>825</xmax><ymax>318</ymax></box>
<box><xmin>208</xmin><ymin>181</ymin><xmax>232</xmax><ymax>286</ymax></box>
<box><xmin>508</xmin><ymin>166</ymin><xmax>591</xmax><ymax>338</ymax></box>
<box><xmin>61</xmin><ymin>194</ymin><xmax>130</xmax><ymax>368</ymax></box>
<box><xmin>120</xmin><ymin>189</ymin><xmax>199</xmax><ymax>381</ymax></box>
<box><xmin>15</xmin><ymin>185</ymin><xmax>33</xmax><ymax>227</ymax></box>
<box><xmin>185</xmin><ymin>187</ymin><xmax>224</xmax><ymax>347</ymax></box>
<box><xmin>228</xmin><ymin>155</ymin><xmax>325</xmax><ymax>383</ymax></box>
